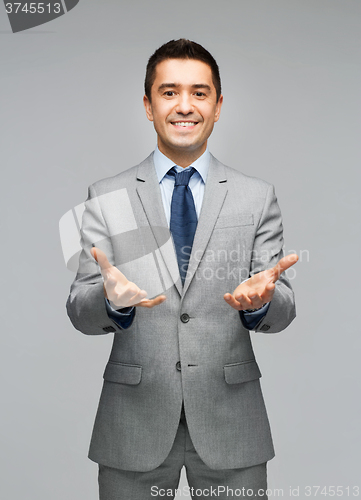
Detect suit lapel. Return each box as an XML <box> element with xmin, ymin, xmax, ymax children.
<box><xmin>136</xmin><ymin>155</ymin><xmax>183</xmax><ymax>296</ymax></box>
<box><xmin>183</xmin><ymin>155</ymin><xmax>228</xmax><ymax>295</ymax></box>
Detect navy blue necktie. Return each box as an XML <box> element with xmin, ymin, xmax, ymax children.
<box><xmin>168</xmin><ymin>167</ymin><xmax>198</xmax><ymax>284</ymax></box>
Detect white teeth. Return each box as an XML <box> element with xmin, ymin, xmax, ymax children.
<box><xmin>173</xmin><ymin>122</ymin><xmax>196</xmax><ymax>127</ymax></box>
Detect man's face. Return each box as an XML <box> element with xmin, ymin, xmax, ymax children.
<box><xmin>143</xmin><ymin>58</ymin><xmax>223</xmax><ymax>160</ymax></box>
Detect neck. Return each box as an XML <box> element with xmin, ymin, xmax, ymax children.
<box><xmin>158</xmin><ymin>142</ymin><xmax>207</xmax><ymax>168</ymax></box>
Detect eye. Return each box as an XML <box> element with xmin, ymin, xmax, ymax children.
<box><xmin>163</xmin><ymin>91</ymin><xmax>176</xmax><ymax>97</ymax></box>
<box><xmin>194</xmin><ymin>92</ymin><xmax>206</xmax><ymax>98</ymax></box>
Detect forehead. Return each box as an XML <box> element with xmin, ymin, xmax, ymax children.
<box><xmin>153</xmin><ymin>58</ymin><xmax>214</xmax><ymax>88</ymax></box>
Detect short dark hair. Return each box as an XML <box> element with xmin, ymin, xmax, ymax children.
<box><xmin>145</xmin><ymin>39</ymin><xmax>222</xmax><ymax>102</ymax></box>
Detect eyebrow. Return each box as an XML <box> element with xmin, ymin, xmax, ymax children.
<box><xmin>157</xmin><ymin>83</ymin><xmax>212</xmax><ymax>92</ymax></box>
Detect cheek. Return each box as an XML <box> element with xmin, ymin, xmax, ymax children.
<box><xmin>201</xmin><ymin>107</ymin><xmax>217</xmax><ymax>124</ymax></box>
<box><xmin>153</xmin><ymin>108</ymin><xmax>170</xmax><ymax>126</ymax></box>
<box><xmin>202</xmin><ymin>116</ymin><xmax>216</xmax><ymax>132</ymax></box>
<box><xmin>151</xmin><ymin>113</ymin><xmax>164</xmax><ymax>130</ymax></box>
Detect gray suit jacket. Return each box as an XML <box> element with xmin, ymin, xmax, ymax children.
<box><xmin>66</xmin><ymin>153</ymin><xmax>296</xmax><ymax>472</ymax></box>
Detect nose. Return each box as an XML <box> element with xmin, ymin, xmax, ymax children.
<box><xmin>175</xmin><ymin>92</ymin><xmax>194</xmax><ymax>115</ymax></box>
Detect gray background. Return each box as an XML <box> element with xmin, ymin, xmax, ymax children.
<box><xmin>1</xmin><ymin>1</ymin><xmax>360</xmax><ymax>498</ymax></box>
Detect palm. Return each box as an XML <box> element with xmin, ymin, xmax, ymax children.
<box><xmin>224</xmin><ymin>254</ymin><xmax>298</xmax><ymax>311</ymax></box>
<box><xmin>90</xmin><ymin>247</ymin><xmax>166</xmax><ymax>309</ymax></box>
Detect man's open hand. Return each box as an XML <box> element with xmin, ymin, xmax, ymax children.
<box><xmin>90</xmin><ymin>247</ymin><xmax>166</xmax><ymax>309</ymax></box>
<box><xmin>224</xmin><ymin>253</ymin><xmax>298</xmax><ymax>311</ymax></box>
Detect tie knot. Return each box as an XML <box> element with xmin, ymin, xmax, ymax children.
<box><xmin>168</xmin><ymin>167</ymin><xmax>196</xmax><ymax>187</ymax></box>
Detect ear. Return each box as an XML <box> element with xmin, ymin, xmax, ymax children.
<box><xmin>143</xmin><ymin>95</ymin><xmax>154</xmax><ymax>122</ymax></box>
<box><xmin>214</xmin><ymin>94</ymin><xmax>223</xmax><ymax>123</ymax></box>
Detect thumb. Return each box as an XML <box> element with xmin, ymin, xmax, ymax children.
<box><xmin>90</xmin><ymin>247</ymin><xmax>112</xmax><ymax>271</ymax></box>
<box><xmin>271</xmin><ymin>253</ymin><xmax>299</xmax><ymax>282</ymax></box>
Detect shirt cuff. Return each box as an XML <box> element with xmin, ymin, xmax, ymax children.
<box><xmin>105</xmin><ymin>299</ymin><xmax>135</xmax><ymax>329</ymax></box>
<box><xmin>239</xmin><ymin>302</ymin><xmax>270</xmax><ymax>330</ymax></box>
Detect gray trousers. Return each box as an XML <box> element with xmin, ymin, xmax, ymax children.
<box><xmin>98</xmin><ymin>408</ymin><xmax>268</xmax><ymax>500</ymax></box>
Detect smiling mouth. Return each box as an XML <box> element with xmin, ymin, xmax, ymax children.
<box><xmin>171</xmin><ymin>121</ymin><xmax>198</xmax><ymax>127</ymax></box>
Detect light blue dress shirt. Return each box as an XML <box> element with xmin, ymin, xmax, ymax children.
<box><xmin>154</xmin><ymin>145</ymin><xmax>209</xmax><ymax>225</ymax></box>
<box><xmin>105</xmin><ymin>147</ymin><xmax>269</xmax><ymax>330</ymax></box>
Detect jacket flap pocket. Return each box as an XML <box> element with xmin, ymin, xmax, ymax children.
<box><xmin>103</xmin><ymin>361</ymin><xmax>142</xmax><ymax>385</ymax></box>
<box><xmin>224</xmin><ymin>360</ymin><xmax>261</xmax><ymax>384</ymax></box>
<box><xmin>215</xmin><ymin>213</ymin><xmax>254</xmax><ymax>229</ymax></box>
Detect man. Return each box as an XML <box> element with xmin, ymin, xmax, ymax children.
<box><xmin>67</xmin><ymin>39</ymin><xmax>297</xmax><ymax>499</ymax></box>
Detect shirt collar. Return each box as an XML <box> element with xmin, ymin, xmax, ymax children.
<box><xmin>153</xmin><ymin>146</ymin><xmax>210</xmax><ymax>184</ymax></box>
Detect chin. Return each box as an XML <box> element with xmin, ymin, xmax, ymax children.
<box><xmin>170</xmin><ymin>138</ymin><xmax>201</xmax><ymax>150</ymax></box>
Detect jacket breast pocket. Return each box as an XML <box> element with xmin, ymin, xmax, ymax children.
<box><xmin>214</xmin><ymin>213</ymin><xmax>254</xmax><ymax>230</ymax></box>
<box><xmin>103</xmin><ymin>361</ymin><xmax>142</xmax><ymax>385</ymax></box>
<box><xmin>224</xmin><ymin>359</ymin><xmax>261</xmax><ymax>384</ymax></box>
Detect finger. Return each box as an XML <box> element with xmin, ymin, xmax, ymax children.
<box><xmin>270</xmin><ymin>253</ymin><xmax>298</xmax><ymax>282</ymax></box>
<box><xmin>91</xmin><ymin>247</ymin><xmax>112</xmax><ymax>271</ymax></box>
<box><xmin>136</xmin><ymin>295</ymin><xmax>167</xmax><ymax>308</ymax></box>
<box><xmin>259</xmin><ymin>282</ymin><xmax>275</xmax><ymax>297</ymax></box>
<box><xmin>224</xmin><ymin>293</ymin><xmax>248</xmax><ymax>311</ymax></box>
<box><xmin>259</xmin><ymin>283</ymin><xmax>275</xmax><ymax>303</ymax></box>
<box><xmin>92</xmin><ymin>247</ymin><xmax>129</xmax><ymax>286</ymax></box>
<box><xmin>247</xmin><ymin>293</ymin><xmax>263</xmax><ymax>309</ymax></box>
<box><xmin>234</xmin><ymin>292</ymin><xmax>253</xmax><ymax>308</ymax></box>
<box><xmin>265</xmin><ymin>282</ymin><xmax>276</xmax><ymax>291</ymax></box>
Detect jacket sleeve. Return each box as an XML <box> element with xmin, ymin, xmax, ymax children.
<box><xmin>250</xmin><ymin>184</ymin><xmax>296</xmax><ymax>333</ymax></box>
<box><xmin>66</xmin><ymin>184</ymin><xmax>130</xmax><ymax>335</ymax></box>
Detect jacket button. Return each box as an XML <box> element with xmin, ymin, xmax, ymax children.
<box><xmin>176</xmin><ymin>361</ymin><xmax>181</xmax><ymax>371</ymax></box>
<box><xmin>180</xmin><ymin>313</ymin><xmax>190</xmax><ymax>323</ymax></box>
